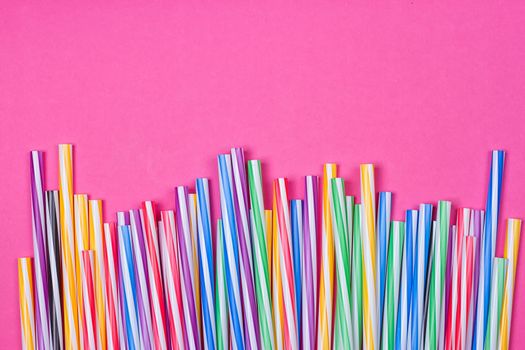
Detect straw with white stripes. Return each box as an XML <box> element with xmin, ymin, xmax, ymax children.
<box><xmin>18</xmin><ymin>257</ymin><xmax>36</xmax><ymax>350</ymax></box>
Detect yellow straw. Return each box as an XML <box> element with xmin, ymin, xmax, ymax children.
<box><xmin>18</xmin><ymin>257</ymin><xmax>35</xmax><ymax>350</ymax></box>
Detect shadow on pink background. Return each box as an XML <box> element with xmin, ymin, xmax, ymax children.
<box><xmin>2</xmin><ymin>1</ymin><xmax>525</xmax><ymax>347</ymax></box>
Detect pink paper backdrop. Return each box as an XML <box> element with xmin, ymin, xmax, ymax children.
<box><xmin>2</xmin><ymin>1</ymin><xmax>525</xmax><ymax>347</ymax></box>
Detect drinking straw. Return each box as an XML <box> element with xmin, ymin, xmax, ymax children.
<box><xmin>498</xmin><ymin>219</ymin><xmax>522</xmax><ymax>350</ymax></box>
<box><xmin>215</xmin><ymin>219</ymin><xmax>230</xmax><ymax>350</ymax></box>
<box><xmin>247</xmin><ymin>160</ymin><xmax>274</xmax><ymax>350</ymax></box>
<box><xmin>117</xmin><ymin>212</ymin><xmax>129</xmax><ymax>226</ymax></box>
<box><xmin>381</xmin><ymin>221</ymin><xmax>405</xmax><ymax>349</ymax></box>
<box><xmin>360</xmin><ymin>163</ymin><xmax>378</xmax><ymax>350</ymax></box>
<box><xmin>302</xmin><ymin>175</ymin><xmax>318</xmax><ymax>350</ymax></box>
<box><xmin>30</xmin><ymin>151</ymin><xmax>50</xmax><ymax>350</ymax></box>
<box><xmin>466</xmin><ymin>211</ymin><xmax>484</xmax><ymax>350</ymax></box>
<box><xmin>80</xmin><ymin>251</ymin><xmax>97</xmax><ymax>350</ymax></box>
<box><xmin>291</xmin><ymin>199</ymin><xmax>303</xmax><ymax>345</ymax></box>
<box><xmin>317</xmin><ymin>163</ymin><xmax>336</xmax><ymax>349</ymax></box>
<box><xmin>74</xmin><ymin>194</ymin><xmax>90</xmax><ymax>350</ymax></box>
<box><xmin>104</xmin><ymin>223</ymin><xmax>121</xmax><ymax>349</ymax></box>
<box><xmin>196</xmin><ymin>178</ymin><xmax>217</xmax><ymax>350</ymax></box>
<box><xmin>188</xmin><ymin>192</ymin><xmax>203</xmax><ymax>344</ymax></box>
<box><xmin>409</xmin><ymin>203</ymin><xmax>432</xmax><ymax>350</ymax></box>
<box><xmin>59</xmin><ymin>144</ymin><xmax>79</xmax><ymax>349</ymax></box>
<box><xmin>159</xmin><ymin>211</ymin><xmax>186</xmax><ymax>350</ymax></box>
<box><xmin>457</xmin><ymin>235</ymin><xmax>476</xmax><ymax>350</ymax></box>
<box><xmin>346</xmin><ymin>196</ymin><xmax>355</xmax><ymax>261</ymax></box>
<box><xmin>395</xmin><ymin>209</ymin><xmax>418</xmax><ymax>350</ymax></box>
<box><xmin>425</xmin><ymin>201</ymin><xmax>451</xmax><ymax>349</ymax></box>
<box><xmin>274</xmin><ymin>178</ymin><xmax>298</xmax><ymax>349</ymax></box>
<box><xmin>18</xmin><ymin>257</ymin><xmax>35</xmax><ymax>350</ymax></box>
<box><xmin>330</xmin><ymin>178</ymin><xmax>352</xmax><ymax>349</ymax></box>
<box><xmin>217</xmin><ymin>154</ymin><xmax>245</xmax><ymax>350</ymax></box>
<box><xmin>272</xmin><ymin>186</ymin><xmax>284</xmax><ymax>350</ymax></box>
<box><xmin>130</xmin><ymin>209</ymin><xmax>154</xmax><ymax>350</ymax></box>
<box><xmin>377</xmin><ymin>191</ymin><xmax>392</xmax><ymax>332</ymax></box>
<box><xmin>484</xmin><ymin>258</ymin><xmax>508</xmax><ymax>349</ymax></box>
<box><xmin>89</xmin><ymin>199</ymin><xmax>107</xmax><ymax>350</ymax></box>
<box><xmin>351</xmin><ymin>204</ymin><xmax>363</xmax><ymax>350</ymax></box>
<box><xmin>231</xmin><ymin>148</ymin><xmax>260</xmax><ymax>349</ymax></box>
<box><xmin>142</xmin><ymin>201</ymin><xmax>168</xmax><ymax>350</ymax></box>
<box><xmin>175</xmin><ymin>186</ymin><xmax>201</xmax><ymax>350</ymax></box>
<box><xmin>474</xmin><ymin>150</ymin><xmax>505</xmax><ymax>350</ymax></box>
<box><xmin>119</xmin><ymin>225</ymin><xmax>140</xmax><ymax>350</ymax></box>
<box><xmin>444</xmin><ymin>224</ymin><xmax>454</xmax><ymax>350</ymax></box>
<box><xmin>266</xmin><ymin>209</ymin><xmax>273</xmax><ymax>282</ymax></box>
<box><xmin>46</xmin><ymin>190</ymin><xmax>64</xmax><ymax>349</ymax></box>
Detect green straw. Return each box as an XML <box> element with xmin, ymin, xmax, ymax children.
<box><xmin>247</xmin><ymin>160</ymin><xmax>274</xmax><ymax>349</ymax></box>
<box><xmin>350</xmin><ymin>204</ymin><xmax>363</xmax><ymax>349</ymax></box>
<box><xmin>216</xmin><ymin>219</ymin><xmax>229</xmax><ymax>350</ymax></box>
<box><xmin>346</xmin><ymin>196</ymin><xmax>355</xmax><ymax>260</ymax></box>
<box><xmin>485</xmin><ymin>257</ymin><xmax>508</xmax><ymax>349</ymax></box>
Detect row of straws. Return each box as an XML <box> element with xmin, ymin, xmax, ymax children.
<box><xmin>19</xmin><ymin>145</ymin><xmax>521</xmax><ymax>350</ymax></box>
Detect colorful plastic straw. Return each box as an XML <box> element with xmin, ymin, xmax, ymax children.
<box><xmin>231</xmin><ymin>148</ymin><xmax>260</xmax><ymax>349</ymax></box>
<box><xmin>104</xmin><ymin>223</ymin><xmax>121</xmax><ymax>349</ymax></box>
<box><xmin>196</xmin><ymin>178</ymin><xmax>217</xmax><ymax>350</ymax></box>
<box><xmin>80</xmin><ymin>251</ymin><xmax>98</xmax><ymax>350</ymax></box>
<box><xmin>330</xmin><ymin>178</ymin><xmax>353</xmax><ymax>349</ymax></box>
<box><xmin>457</xmin><ymin>235</ymin><xmax>476</xmax><ymax>350</ymax></box>
<box><xmin>59</xmin><ymin>144</ymin><xmax>79</xmax><ymax>349</ymax></box>
<box><xmin>215</xmin><ymin>219</ymin><xmax>230</xmax><ymax>350</ymax></box>
<box><xmin>18</xmin><ymin>257</ymin><xmax>35</xmax><ymax>350</ymax></box>
<box><xmin>361</xmin><ymin>163</ymin><xmax>378</xmax><ymax>350</ymax></box>
<box><xmin>485</xmin><ymin>258</ymin><xmax>508</xmax><ymax>349</ymax></box>
<box><xmin>395</xmin><ymin>209</ymin><xmax>417</xmax><ymax>350</ymax></box>
<box><xmin>409</xmin><ymin>203</ymin><xmax>432</xmax><ymax>350</ymax></box>
<box><xmin>188</xmin><ymin>192</ymin><xmax>203</xmax><ymax>344</ymax></box>
<box><xmin>381</xmin><ymin>221</ymin><xmax>405</xmax><ymax>349</ymax></box>
<box><xmin>351</xmin><ymin>204</ymin><xmax>363</xmax><ymax>350</ymax></box>
<box><xmin>175</xmin><ymin>186</ymin><xmax>201</xmax><ymax>350</ymax></box>
<box><xmin>302</xmin><ymin>175</ymin><xmax>318</xmax><ymax>350</ymax></box>
<box><xmin>119</xmin><ymin>225</ymin><xmax>140</xmax><ymax>350</ymax></box>
<box><xmin>159</xmin><ymin>211</ymin><xmax>186</xmax><ymax>350</ymax></box>
<box><xmin>377</xmin><ymin>191</ymin><xmax>392</xmax><ymax>333</ymax></box>
<box><xmin>46</xmin><ymin>190</ymin><xmax>64</xmax><ymax>349</ymax></box>
<box><xmin>266</xmin><ymin>209</ymin><xmax>273</xmax><ymax>284</ymax></box>
<box><xmin>498</xmin><ymin>219</ymin><xmax>522</xmax><ymax>350</ymax></box>
<box><xmin>272</xmin><ymin>194</ymin><xmax>284</xmax><ymax>350</ymax></box>
<box><xmin>217</xmin><ymin>154</ymin><xmax>245</xmax><ymax>350</ymax></box>
<box><xmin>142</xmin><ymin>201</ymin><xmax>168</xmax><ymax>350</ymax></box>
<box><xmin>346</xmin><ymin>196</ymin><xmax>354</xmax><ymax>259</ymax></box>
<box><xmin>318</xmin><ymin>163</ymin><xmax>336</xmax><ymax>349</ymax></box>
<box><xmin>247</xmin><ymin>160</ymin><xmax>274</xmax><ymax>350</ymax></box>
<box><xmin>466</xmin><ymin>210</ymin><xmax>484</xmax><ymax>350</ymax></box>
<box><xmin>274</xmin><ymin>178</ymin><xmax>298</xmax><ymax>349</ymax></box>
<box><xmin>291</xmin><ymin>199</ymin><xmax>303</xmax><ymax>347</ymax></box>
<box><xmin>30</xmin><ymin>151</ymin><xmax>50</xmax><ymax>350</ymax></box>
<box><xmin>130</xmin><ymin>209</ymin><xmax>154</xmax><ymax>350</ymax></box>
<box><xmin>117</xmin><ymin>211</ymin><xmax>129</xmax><ymax>226</ymax></box>
<box><xmin>89</xmin><ymin>199</ymin><xmax>107</xmax><ymax>350</ymax></box>
<box><xmin>74</xmin><ymin>194</ymin><xmax>90</xmax><ymax>350</ymax></box>
<box><xmin>474</xmin><ymin>150</ymin><xmax>505</xmax><ymax>350</ymax></box>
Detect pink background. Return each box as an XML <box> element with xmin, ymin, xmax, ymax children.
<box><xmin>2</xmin><ymin>1</ymin><xmax>525</xmax><ymax>347</ymax></box>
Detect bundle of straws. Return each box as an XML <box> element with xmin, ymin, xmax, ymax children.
<box><xmin>19</xmin><ymin>145</ymin><xmax>521</xmax><ymax>350</ymax></box>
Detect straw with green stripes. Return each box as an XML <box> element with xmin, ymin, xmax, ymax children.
<box><xmin>485</xmin><ymin>257</ymin><xmax>508</xmax><ymax>349</ymax></box>
<box><xmin>346</xmin><ymin>196</ymin><xmax>355</xmax><ymax>261</ymax></box>
<box><xmin>216</xmin><ymin>219</ymin><xmax>229</xmax><ymax>350</ymax></box>
<box><xmin>350</xmin><ymin>204</ymin><xmax>363</xmax><ymax>349</ymax></box>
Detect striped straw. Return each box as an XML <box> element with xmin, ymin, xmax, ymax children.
<box><xmin>46</xmin><ymin>190</ymin><xmax>64</xmax><ymax>349</ymax></box>
<box><xmin>231</xmin><ymin>148</ymin><xmax>260</xmax><ymax>349</ymax></box>
<box><xmin>247</xmin><ymin>160</ymin><xmax>274</xmax><ymax>350</ymax></box>
<box><xmin>444</xmin><ymin>224</ymin><xmax>454</xmax><ymax>350</ymax></box>
<box><xmin>116</xmin><ymin>212</ymin><xmax>129</xmax><ymax>345</ymax></box>
<box><xmin>395</xmin><ymin>209</ymin><xmax>418</xmax><ymax>350</ymax></box>
<box><xmin>498</xmin><ymin>219</ymin><xmax>522</xmax><ymax>350</ymax></box>
<box><xmin>129</xmin><ymin>209</ymin><xmax>154</xmax><ymax>350</ymax></box>
<box><xmin>18</xmin><ymin>257</ymin><xmax>35</xmax><ymax>350</ymax></box>
<box><xmin>466</xmin><ymin>211</ymin><xmax>484</xmax><ymax>350</ymax></box>
<box><xmin>30</xmin><ymin>151</ymin><xmax>50</xmax><ymax>350</ymax></box>
<box><xmin>274</xmin><ymin>178</ymin><xmax>298</xmax><ymax>349</ymax></box>
<box><xmin>485</xmin><ymin>258</ymin><xmax>508</xmax><ymax>349</ymax></box>
<box><xmin>119</xmin><ymin>225</ymin><xmax>140</xmax><ymax>350</ymax></box>
<box><xmin>196</xmin><ymin>178</ymin><xmax>217</xmax><ymax>350</ymax></box>
<box><xmin>272</xmin><ymin>185</ymin><xmax>284</xmax><ymax>350</ymax></box>
<box><xmin>188</xmin><ymin>193</ymin><xmax>203</xmax><ymax>345</ymax></box>
<box><xmin>360</xmin><ymin>163</ymin><xmax>378</xmax><ymax>350</ymax></box>
<box><xmin>104</xmin><ymin>223</ymin><xmax>121</xmax><ymax>349</ymax></box>
<box><xmin>89</xmin><ymin>200</ymin><xmax>107</xmax><ymax>350</ymax></box>
<box><xmin>291</xmin><ymin>199</ymin><xmax>303</xmax><ymax>346</ymax></box>
<box><xmin>142</xmin><ymin>201</ymin><xmax>168</xmax><ymax>350</ymax></box>
<box><xmin>218</xmin><ymin>154</ymin><xmax>245</xmax><ymax>350</ymax></box>
<box><xmin>377</xmin><ymin>192</ymin><xmax>392</xmax><ymax>334</ymax></box>
<box><xmin>175</xmin><ymin>187</ymin><xmax>201</xmax><ymax>349</ymax></box>
<box><xmin>302</xmin><ymin>175</ymin><xmax>318</xmax><ymax>350</ymax></box>
<box><xmin>74</xmin><ymin>194</ymin><xmax>90</xmax><ymax>350</ymax></box>
<box><xmin>159</xmin><ymin>211</ymin><xmax>186</xmax><ymax>350</ymax></box>
<box><xmin>381</xmin><ymin>221</ymin><xmax>405</xmax><ymax>349</ymax></box>
<box><xmin>117</xmin><ymin>212</ymin><xmax>129</xmax><ymax>226</ymax></box>
<box><xmin>317</xmin><ymin>163</ymin><xmax>336</xmax><ymax>349</ymax></box>
<box><xmin>346</xmin><ymin>196</ymin><xmax>354</xmax><ymax>261</ymax></box>
<box><xmin>425</xmin><ymin>201</ymin><xmax>451</xmax><ymax>349</ymax></box>
<box><xmin>80</xmin><ymin>251</ymin><xmax>97</xmax><ymax>350</ymax></box>
<box><xmin>330</xmin><ymin>178</ymin><xmax>353</xmax><ymax>349</ymax></box>
<box><xmin>59</xmin><ymin>144</ymin><xmax>79</xmax><ymax>349</ymax></box>
<box><xmin>457</xmin><ymin>235</ymin><xmax>477</xmax><ymax>350</ymax></box>
<box><xmin>351</xmin><ymin>204</ymin><xmax>364</xmax><ymax>349</ymax></box>
<box><xmin>266</xmin><ymin>209</ymin><xmax>273</xmax><ymax>285</ymax></box>
<box><xmin>409</xmin><ymin>203</ymin><xmax>432</xmax><ymax>350</ymax></box>
<box><xmin>215</xmin><ymin>219</ymin><xmax>230</xmax><ymax>350</ymax></box>
<box><xmin>474</xmin><ymin>150</ymin><xmax>505</xmax><ymax>350</ymax></box>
